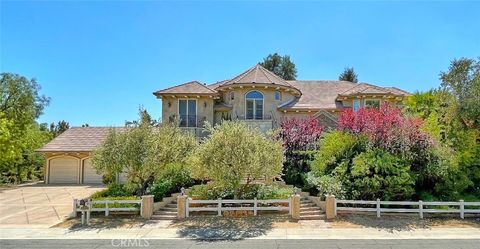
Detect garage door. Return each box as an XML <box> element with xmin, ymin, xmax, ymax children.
<box><xmin>49</xmin><ymin>157</ymin><xmax>79</xmax><ymax>184</ymax></box>
<box><xmin>83</xmin><ymin>159</ymin><xmax>103</xmax><ymax>184</ymax></box>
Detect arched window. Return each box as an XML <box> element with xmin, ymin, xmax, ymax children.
<box><xmin>245</xmin><ymin>91</ymin><xmax>263</xmax><ymax>120</ymax></box>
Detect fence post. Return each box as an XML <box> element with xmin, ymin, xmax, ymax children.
<box><xmin>71</xmin><ymin>199</ymin><xmax>77</xmax><ymax>218</ymax></box>
<box><xmin>141</xmin><ymin>195</ymin><xmax>154</xmax><ymax>219</ymax></box>
<box><xmin>292</xmin><ymin>194</ymin><xmax>301</xmax><ymax>219</ymax></box>
<box><xmin>217</xmin><ymin>198</ymin><xmax>222</xmax><ymax>216</ymax></box>
<box><xmin>460</xmin><ymin>200</ymin><xmax>465</xmax><ymax>219</ymax></box>
<box><xmin>253</xmin><ymin>198</ymin><xmax>257</xmax><ymax>216</ymax></box>
<box><xmin>105</xmin><ymin>201</ymin><xmax>109</xmax><ymax>216</ymax></box>
<box><xmin>325</xmin><ymin>195</ymin><xmax>336</xmax><ymax>220</ymax></box>
<box><xmin>185</xmin><ymin>197</ymin><xmax>190</xmax><ymax>218</ymax></box>
<box><xmin>418</xmin><ymin>200</ymin><xmax>423</xmax><ymax>219</ymax></box>
<box><xmin>376</xmin><ymin>199</ymin><xmax>381</xmax><ymax>218</ymax></box>
<box><xmin>177</xmin><ymin>195</ymin><xmax>187</xmax><ymax>219</ymax></box>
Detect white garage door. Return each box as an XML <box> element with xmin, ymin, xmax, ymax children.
<box><xmin>49</xmin><ymin>157</ymin><xmax>79</xmax><ymax>184</ymax></box>
<box><xmin>83</xmin><ymin>159</ymin><xmax>103</xmax><ymax>184</ymax></box>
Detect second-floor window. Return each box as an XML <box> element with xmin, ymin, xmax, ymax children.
<box><xmin>230</xmin><ymin>92</ymin><xmax>235</xmax><ymax>101</ymax></box>
<box><xmin>245</xmin><ymin>90</ymin><xmax>263</xmax><ymax>120</ymax></box>
<box><xmin>274</xmin><ymin>91</ymin><xmax>281</xmax><ymax>101</ymax></box>
<box><xmin>364</xmin><ymin>99</ymin><xmax>380</xmax><ymax>109</ymax></box>
<box><xmin>179</xmin><ymin>99</ymin><xmax>197</xmax><ymax>127</ymax></box>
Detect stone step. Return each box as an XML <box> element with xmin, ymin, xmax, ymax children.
<box><xmin>165</xmin><ymin>204</ymin><xmax>177</xmax><ymax>208</ymax></box>
<box><xmin>300</xmin><ymin>203</ymin><xmax>316</xmax><ymax>208</ymax></box>
<box><xmin>154</xmin><ymin>210</ymin><xmax>176</xmax><ymax>215</ymax></box>
<box><xmin>300</xmin><ymin>210</ymin><xmax>324</xmax><ymax>216</ymax></box>
<box><xmin>300</xmin><ymin>206</ymin><xmax>320</xmax><ymax>212</ymax></box>
<box><xmin>150</xmin><ymin>214</ymin><xmax>176</xmax><ymax>220</ymax></box>
<box><xmin>299</xmin><ymin>214</ymin><xmax>326</xmax><ymax>220</ymax></box>
<box><xmin>160</xmin><ymin>207</ymin><xmax>177</xmax><ymax>212</ymax></box>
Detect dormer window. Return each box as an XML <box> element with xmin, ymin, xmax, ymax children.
<box><xmin>274</xmin><ymin>91</ymin><xmax>281</xmax><ymax>101</ymax></box>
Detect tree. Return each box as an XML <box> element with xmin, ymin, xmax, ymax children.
<box><xmin>338</xmin><ymin>67</ymin><xmax>358</xmax><ymax>83</ymax></box>
<box><xmin>439</xmin><ymin>57</ymin><xmax>480</xmax><ymax>129</ymax></box>
<box><xmin>260</xmin><ymin>53</ymin><xmax>297</xmax><ymax>80</ymax></box>
<box><xmin>92</xmin><ymin>110</ymin><xmax>197</xmax><ymax>195</ymax></box>
<box><xmin>49</xmin><ymin>120</ymin><xmax>70</xmax><ymax>137</ymax></box>
<box><xmin>188</xmin><ymin>121</ymin><xmax>284</xmax><ymax>198</ymax></box>
<box><xmin>0</xmin><ymin>73</ymin><xmax>50</xmax><ymax>183</ymax></box>
<box><xmin>279</xmin><ymin>116</ymin><xmax>324</xmax><ymax>153</ymax></box>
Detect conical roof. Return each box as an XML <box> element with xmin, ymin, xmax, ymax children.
<box><xmin>218</xmin><ymin>64</ymin><xmax>298</xmax><ymax>90</ymax></box>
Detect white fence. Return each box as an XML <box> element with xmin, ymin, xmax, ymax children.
<box><xmin>73</xmin><ymin>199</ymin><xmax>142</xmax><ymax>217</ymax></box>
<box><xmin>186</xmin><ymin>198</ymin><xmax>291</xmax><ymax>217</ymax></box>
<box><xmin>335</xmin><ymin>199</ymin><xmax>480</xmax><ymax>219</ymax></box>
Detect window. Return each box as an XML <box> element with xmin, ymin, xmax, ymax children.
<box><xmin>178</xmin><ymin>99</ymin><xmax>197</xmax><ymax>127</ymax></box>
<box><xmin>230</xmin><ymin>92</ymin><xmax>235</xmax><ymax>101</ymax></box>
<box><xmin>353</xmin><ymin>99</ymin><xmax>361</xmax><ymax>112</ymax></box>
<box><xmin>245</xmin><ymin>90</ymin><xmax>263</xmax><ymax>120</ymax></box>
<box><xmin>364</xmin><ymin>99</ymin><xmax>380</xmax><ymax>109</ymax></box>
<box><xmin>274</xmin><ymin>91</ymin><xmax>281</xmax><ymax>101</ymax></box>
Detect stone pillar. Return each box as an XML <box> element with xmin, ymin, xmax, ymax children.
<box><xmin>140</xmin><ymin>195</ymin><xmax>154</xmax><ymax>219</ymax></box>
<box><xmin>325</xmin><ymin>195</ymin><xmax>336</xmax><ymax>220</ymax></box>
<box><xmin>177</xmin><ymin>195</ymin><xmax>187</xmax><ymax>219</ymax></box>
<box><xmin>291</xmin><ymin>194</ymin><xmax>301</xmax><ymax>220</ymax></box>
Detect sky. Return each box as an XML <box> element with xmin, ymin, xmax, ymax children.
<box><xmin>1</xmin><ymin>1</ymin><xmax>479</xmax><ymax>126</ymax></box>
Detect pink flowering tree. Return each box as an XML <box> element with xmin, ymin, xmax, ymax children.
<box><xmin>279</xmin><ymin>116</ymin><xmax>324</xmax><ymax>153</ymax></box>
<box><xmin>338</xmin><ymin>104</ymin><xmax>434</xmax><ymax>167</ymax></box>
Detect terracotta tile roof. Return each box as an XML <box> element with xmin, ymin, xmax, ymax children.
<box><xmin>280</xmin><ymin>80</ymin><xmax>356</xmax><ymax>110</ymax></box>
<box><xmin>338</xmin><ymin>83</ymin><xmax>409</xmax><ymax>96</ymax></box>
<box><xmin>153</xmin><ymin>81</ymin><xmax>218</xmax><ymax>96</ymax></box>
<box><xmin>37</xmin><ymin>127</ymin><xmax>125</xmax><ymax>152</ymax></box>
<box><xmin>219</xmin><ymin>64</ymin><xmax>298</xmax><ymax>90</ymax></box>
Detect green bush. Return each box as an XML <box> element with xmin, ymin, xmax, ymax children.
<box><xmin>255</xmin><ymin>185</ymin><xmax>292</xmax><ymax>200</ymax></box>
<box><xmin>150</xmin><ymin>180</ymin><xmax>174</xmax><ymax>202</ymax></box>
<box><xmin>305</xmin><ymin>172</ymin><xmax>345</xmax><ymax>199</ymax></box>
<box><xmin>91</xmin><ymin>183</ymin><xmax>132</xmax><ymax>199</ymax></box>
<box><xmin>189</xmin><ymin>184</ymin><xmax>292</xmax><ymax>200</ymax></box>
<box><xmin>91</xmin><ymin>196</ymin><xmax>140</xmax><ymax>209</ymax></box>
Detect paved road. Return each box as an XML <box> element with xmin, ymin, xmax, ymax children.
<box><xmin>2</xmin><ymin>239</ymin><xmax>480</xmax><ymax>249</ymax></box>
<box><xmin>0</xmin><ymin>184</ymin><xmax>104</xmax><ymax>228</ymax></box>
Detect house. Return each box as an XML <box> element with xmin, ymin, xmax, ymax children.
<box><xmin>154</xmin><ymin>64</ymin><xmax>410</xmax><ymax>134</ymax></box>
<box><xmin>38</xmin><ymin>64</ymin><xmax>409</xmax><ymax>184</ymax></box>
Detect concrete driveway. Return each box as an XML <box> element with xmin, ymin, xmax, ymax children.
<box><xmin>0</xmin><ymin>184</ymin><xmax>105</xmax><ymax>228</ymax></box>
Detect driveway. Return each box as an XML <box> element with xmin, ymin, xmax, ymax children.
<box><xmin>0</xmin><ymin>184</ymin><xmax>104</xmax><ymax>228</ymax></box>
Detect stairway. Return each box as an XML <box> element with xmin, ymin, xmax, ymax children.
<box><xmin>151</xmin><ymin>199</ymin><xmax>177</xmax><ymax>220</ymax></box>
<box><xmin>299</xmin><ymin>197</ymin><xmax>325</xmax><ymax>220</ymax></box>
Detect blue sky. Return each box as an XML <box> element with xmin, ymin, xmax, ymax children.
<box><xmin>1</xmin><ymin>1</ymin><xmax>479</xmax><ymax>126</ymax></box>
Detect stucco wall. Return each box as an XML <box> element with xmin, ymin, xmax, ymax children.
<box><xmin>222</xmin><ymin>87</ymin><xmax>295</xmax><ymax>120</ymax></box>
<box><xmin>162</xmin><ymin>97</ymin><xmax>215</xmax><ymax>126</ymax></box>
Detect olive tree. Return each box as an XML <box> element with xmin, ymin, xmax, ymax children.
<box><xmin>188</xmin><ymin>121</ymin><xmax>284</xmax><ymax>198</ymax></box>
<box><xmin>92</xmin><ymin>113</ymin><xmax>197</xmax><ymax>195</ymax></box>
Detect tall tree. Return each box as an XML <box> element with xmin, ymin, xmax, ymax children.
<box><xmin>339</xmin><ymin>67</ymin><xmax>359</xmax><ymax>83</ymax></box>
<box><xmin>0</xmin><ymin>73</ymin><xmax>50</xmax><ymax>183</ymax></box>
<box><xmin>260</xmin><ymin>53</ymin><xmax>297</xmax><ymax>80</ymax></box>
<box><xmin>49</xmin><ymin>120</ymin><xmax>70</xmax><ymax>137</ymax></box>
<box><xmin>439</xmin><ymin>57</ymin><xmax>480</xmax><ymax>129</ymax></box>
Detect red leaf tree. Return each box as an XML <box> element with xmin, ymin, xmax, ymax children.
<box><xmin>338</xmin><ymin>104</ymin><xmax>434</xmax><ymax>161</ymax></box>
<box><xmin>279</xmin><ymin>116</ymin><xmax>324</xmax><ymax>153</ymax></box>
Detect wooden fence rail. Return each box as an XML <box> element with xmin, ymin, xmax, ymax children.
<box><xmin>186</xmin><ymin>197</ymin><xmax>291</xmax><ymax>217</ymax></box>
<box><xmin>335</xmin><ymin>199</ymin><xmax>480</xmax><ymax>219</ymax></box>
<box><xmin>73</xmin><ymin>199</ymin><xmax>142</xmax><ymax>217</ymax></box>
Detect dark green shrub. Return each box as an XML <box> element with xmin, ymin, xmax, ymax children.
<box><xmin>150</xmin><ymin>180</ymin><xmax>174</xmax><ymax>202</ymax></box>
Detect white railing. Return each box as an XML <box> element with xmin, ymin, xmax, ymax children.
<box><xmin>73</xmin><ymin>199</ymin><xmax>142</xmax><ymax>217</ymax></box>
<box><xmin>335</xmin><ymin>199</ymin><xmax>480</xmax><ymax>219</ymax></box>
<box><xmin>186</xmin><ymin>197</ymin><xmax>291</xmax><ymax>217</ymax></box>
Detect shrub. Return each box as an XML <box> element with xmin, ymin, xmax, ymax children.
<box><xmin>188</xmin><ymin>121</ymin><xmax>283</xmax><ymax>198</ymax></box>
<box><xmin>305</xmin><ymin>172</ymin><xmax>345</xmax><ymax>199</ymax></box>
<box><xmin>255</xmin><ymin>185</ymin><xmax>292</xmax><ymax>200</ymax></box>
<box><xmin>91</xmin><ymin>196</ymin><xmax>140</xmax><ymax>209</ymax></box>
<box><xmin>279</xmin><ymin>116</ymin><xmax>324</xmax><ymax>153</ymax></box>
<box><xmin>188</xmin><ymin>184</ymin><xmax>234</xmax><ymax>199</ymax></box>
<box><xmin>91</xmin><ymin>183</ymin><xmax>132</xmax><ymax>198</ymax></box>
<box><xmin>150</xmin><ymin>180</ymin><xmax>174</xmax><ymax>202</ymax></box>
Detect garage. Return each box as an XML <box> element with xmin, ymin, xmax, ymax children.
<box><xmin>82</xmin><ymin>158</ymin><xmax>103</xmax><ymax>184</ymax></box>
<box><xmin>49</xmin><ymin>157</ymin><xmax>79</xmax><ymax>184</ymax></box>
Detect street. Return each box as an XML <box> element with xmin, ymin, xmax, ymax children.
<box><xmin>2</xmin><ymin>239</ymin><xmax>480</xmax><ymax>249</ymax></box>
